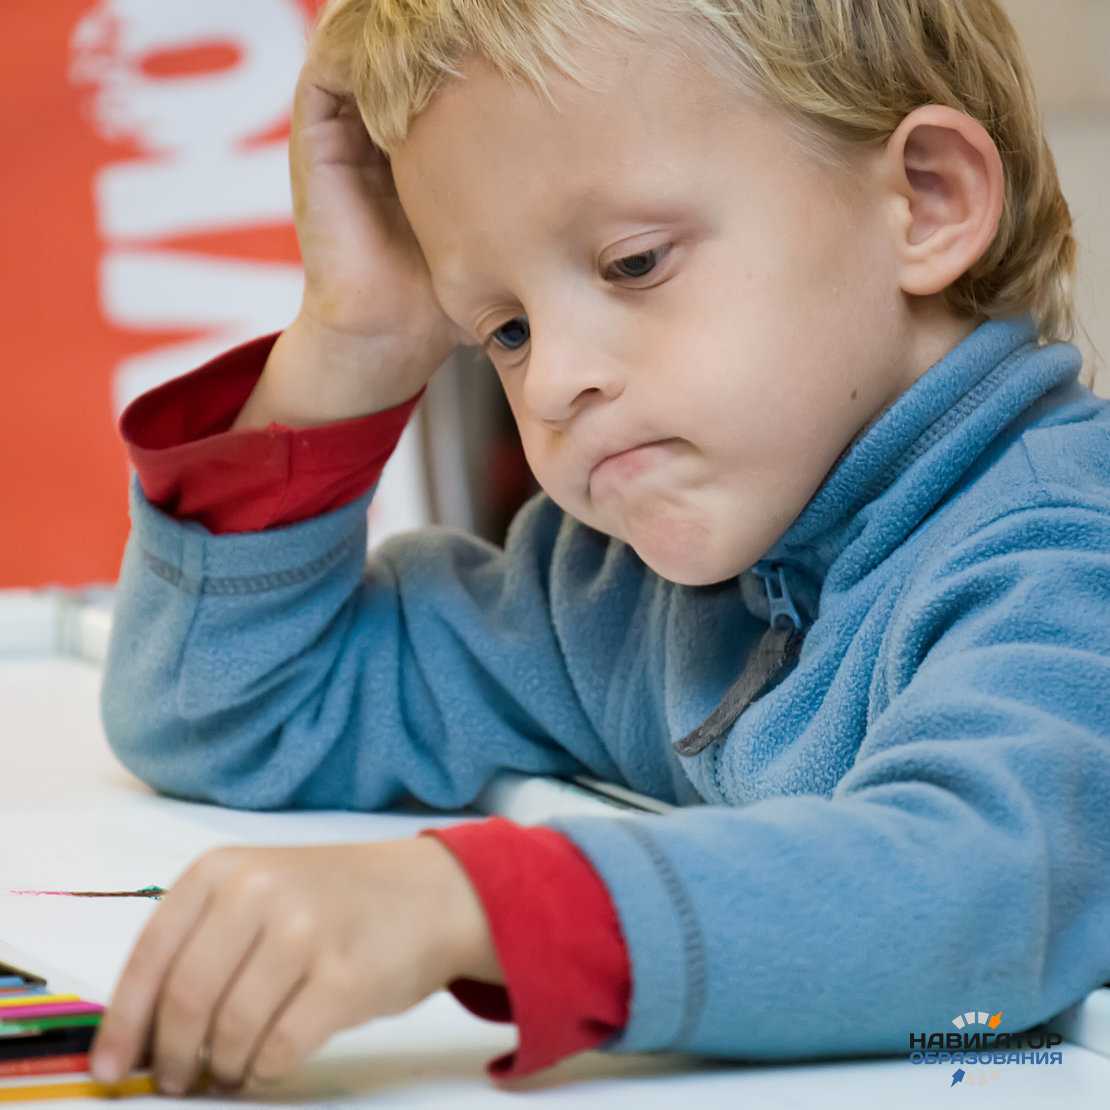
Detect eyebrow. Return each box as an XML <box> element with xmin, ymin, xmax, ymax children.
<box><xmin>436</xmin><ymin>186</ymin><xmax>692</xmax><ymax>334</ymax></box>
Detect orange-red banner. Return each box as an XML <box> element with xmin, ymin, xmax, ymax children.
<box><xmin>2</xmin><ymin>0</ymin><xmax>322</xmax><ymax>587</ymax></box>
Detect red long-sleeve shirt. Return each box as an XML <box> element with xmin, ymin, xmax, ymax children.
<box><xmin>117</xmin><ymin>331</ymin><xmax>631</xmax><ymax>1080</ymax></box>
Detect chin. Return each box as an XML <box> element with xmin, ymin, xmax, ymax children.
<box><xmin>635</xmin><ymin>543</ymin><xmax>744</xmax><ymax>588</ymax></box>
<box><xmin>608</xmin><ymin>505</ymin><xmax>739</xmax><ymax>586</ymax></box>
<box><xmin>653</xmin><ymin>565</ymin><xmax>742</xmax><ymax>587</ymax></box>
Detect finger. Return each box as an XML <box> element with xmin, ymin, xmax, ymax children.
<box><xmin>151</xmin><ymin>884</ymin><xmax>264</xmax><ymax>1095</ymax></box>
<box><xmin>206</xmin><ymin>920</ymin><xmax>314</xmax><ymax>1089</ymax></box>
<box><xmin>295</xmin><ymin>25</ymin><xmax>360</xmax><ymax>136</ymax></box>
<box><xmin>88</xmin><ymin>861</ymin><xmax>215</xmax><ymax>1084</ymax></box>
<box><xmin>294</xmin><ymin>64</ymin><xmax>346</xmax><ymax>131</ymax></box>
<box><xmin>243</xmin><ymin>962</ymin><xmax>344</xmax><ymax>1088</ymax></box>
<box><xmin>304</xmin><ymin>10</ymin><xmax>354</xmax><ymax>97</ymax></box>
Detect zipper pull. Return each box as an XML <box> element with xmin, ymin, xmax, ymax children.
<box><xmin>672</xmin><ymin>561</ymin><xmax>805</xmax><ymax>759</ymax></box>
<box><xmin>672</xmin><ymin>575</ymin><xmax>803</xmax><ymax>758</ymax></box>
<box><xmin>753</xmin><ymin>562</ymin><xmax>802</xmax><ymax>631</ymax></box>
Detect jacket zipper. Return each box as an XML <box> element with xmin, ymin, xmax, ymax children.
<box><xmin>752</xmin><ymin>561</ymin><xmax>803</xmax><ymax>633</ymax></box>
<box><xmin>672</xmin><ymin>561</ymin><xmax>806</xmax><ymax>758</ymax></box>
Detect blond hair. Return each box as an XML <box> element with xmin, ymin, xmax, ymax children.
<box><xmin>313</xmin><ymin>0</ymin><xmax>1092</xmax><ymax>379</ymax></box>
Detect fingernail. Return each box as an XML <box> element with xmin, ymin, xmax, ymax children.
<box><xmin>91</xmin><ymin>1051</ymin><xmax>119</xmax><ymax>1084</ymax></box>
<box><xmin>159</xmin><ymin>1073</ymin><xmax>186</xmax><ymax>1095</ymax></box>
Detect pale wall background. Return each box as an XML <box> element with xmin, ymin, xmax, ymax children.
<box><xmin>1001</xmin><ymin>0</ymin><xmax>1109</xmax><ymax>397</ymax></box>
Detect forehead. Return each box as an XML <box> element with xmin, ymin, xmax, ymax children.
<box><xmin>388</xmin><ymin>29</ymin><xmax>753</xmax><ymax>273</ymax></box>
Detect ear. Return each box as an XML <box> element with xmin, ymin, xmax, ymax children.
<box><xmin>880</xmin><ymin>104</ymin><xmax>1004</xmax><ymax>298</ymax></box>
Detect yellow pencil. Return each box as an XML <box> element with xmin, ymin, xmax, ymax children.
<box><xmin>0</xmin><ymin>995</ymin><xmax>82</xmax><ymax>1008</ymax></box>
<box><xmin>0</xmin><ymin>1072</ymin><xmax>156</xmax><ymax>1101</ymax></box>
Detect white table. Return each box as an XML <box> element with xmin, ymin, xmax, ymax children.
<box><xmin>4</xmin><ymin>651</ymin><xmax>1110</xmax><ymax>1107</ymax></box>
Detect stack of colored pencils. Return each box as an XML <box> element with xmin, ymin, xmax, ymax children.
<box><xmin>0</xmin><ymin>958</ymin><xmax>154</xmax><ymax>1102</ymax></box>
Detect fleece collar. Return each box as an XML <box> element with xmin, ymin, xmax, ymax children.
<box><xmin>743</xmin><ymin>312</ymin><xmax>1083</xmax><ymax>626</ymax></box>
<box><xmin>676</xmin><ymin>312</ymin><xmax>1083</xmax><ymax>760</ymax></box>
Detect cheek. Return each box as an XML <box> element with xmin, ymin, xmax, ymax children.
<box><xmin>495</xmin><ymin>388</ymin><xmax>534</xmax><ymax>473</ymax></box>
<box><xmin>500</xmin><ymin>382</ymin><xmax>529</xmax><ymax>444</ymax></box>
<box><xmin>685</xmin><ymin>284</ymin><xmax>873</xmax><ymax>472</ymax></box>
<box><xmin>767</xmin><ymin>163</ymin><xmax>886</xmax><ymax>308</ymax></box>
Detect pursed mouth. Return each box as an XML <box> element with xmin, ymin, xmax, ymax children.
<box><xmin>589</xmin><ymin>438</ymin><xmax>676</xmax><ymax>485</ymax></box>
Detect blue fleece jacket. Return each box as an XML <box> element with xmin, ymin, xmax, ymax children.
<box><xmin>101</xmin><ymin>311</ymin><xmax>1110</xmax><ymax>1063</ymax></box>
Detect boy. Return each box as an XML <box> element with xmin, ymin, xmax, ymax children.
<box><xmin>89</xmin><ymin>0</ymin><xmax>1110</xmax><ymax>1096</ymax></box>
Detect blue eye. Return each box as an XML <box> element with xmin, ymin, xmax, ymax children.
<box><xmin>484</xmin><ymin>245</ymin><xmax>670</xmax><ymax>354</ymax></box>
<box><xmin>490</xmin><ymin>317</ymin><xmax>530</xmax><ymax>352</ymax></box>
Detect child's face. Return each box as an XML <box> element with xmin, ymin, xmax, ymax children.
<box><xmin>390</xmin><ymin>27</ymin><xmax>971</xmax><ymax>585</ymax></box>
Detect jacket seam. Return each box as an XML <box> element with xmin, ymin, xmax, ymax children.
<box><xmin>619</xmin><ymin>820</ymin><xmax>708</xmax><ymax>1051</ymax></box>
<box><xmin>140</xmin><ymin>532</ymin><xmax>364</xmax><ymax>595</ymax></box>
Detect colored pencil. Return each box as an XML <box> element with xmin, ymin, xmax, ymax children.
<box><xmin>0</xmin><ymin>1003</ymin><xmax>103</xmax><ymax>1022</ymax></box>
<box><xmin>0</xmin><ymin>1052</ymin><xmax>91</xmax><ymax>1078</ymax></box>
<box><xmin>0</xmin><ymin>1071</ymin><xmax>156</xmax><ymax>1101</ymax></box>
<box><xmin>0</xmin><ymin>1025</ymin><xmax>96</xmax><ymax>1062</ymax></box>
<box><xmin>0</xmin><ymin>1015</ymin><xmax>101</xmax><ymax>1036</ymax></box>
<box><xmin>0</xmin><ymin>955</ymin><xmax>154</xmax><ymax>1099</ymax></box>
<box><xmin>0</xmin><ymin>964</ymin><xmax>45</xmax><ymax>988</ymax></box>
<box><xmin>0</xmin><ymin>995</ymin><xmax>81</xmax><ymax>1009</ymax></box>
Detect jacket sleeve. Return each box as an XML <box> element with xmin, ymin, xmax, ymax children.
<box><xmin>110</xmin><ymin>335</ymin><xmax>633</xmax><ymax>1082</ymax></box>
<box><xmin>101</xmin><ymin>408</ymin><xmax>606</xmax><ymax>817</ymax></box>
<box><xmin>541</xmin><ymin>500</ymin><xmax>1110</xmax><ymax>1061</ymax></box>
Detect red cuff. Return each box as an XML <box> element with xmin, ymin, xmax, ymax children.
<box><xmin>418</xmin><ymin>818</ymin><xmax>631</xmax><ymax>1080</ymax></box>
<box><xmin>119</xmin><ymin>331</ymin><xmax>426</xmax><ymax>534</ymax></box>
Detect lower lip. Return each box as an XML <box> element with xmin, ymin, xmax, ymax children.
<box><xmin>590</xmin><ymin>439</ymin><xmax>676</xmax><ymax>487</ymax></box>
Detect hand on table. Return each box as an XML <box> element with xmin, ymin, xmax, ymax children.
<box><xmin>87</xmin><ymin>837</ymin><xmax>499</xmax><ymax>1096</ymax></box>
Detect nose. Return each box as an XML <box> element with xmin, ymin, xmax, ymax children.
<box><xmin>521</xmin><ymin>326</ymin><xmax>624</xmax><ymax>421</ymax></box>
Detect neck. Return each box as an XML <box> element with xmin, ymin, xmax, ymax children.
<box><xmin>860</xmin><ymin>302</ymin><xmax>987</xmax><ymax>453</ymax></box>
<box><xmin>902</xmin><ymin>300</ymin><xmax>986</xmax><ymax>397</ymax></box>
